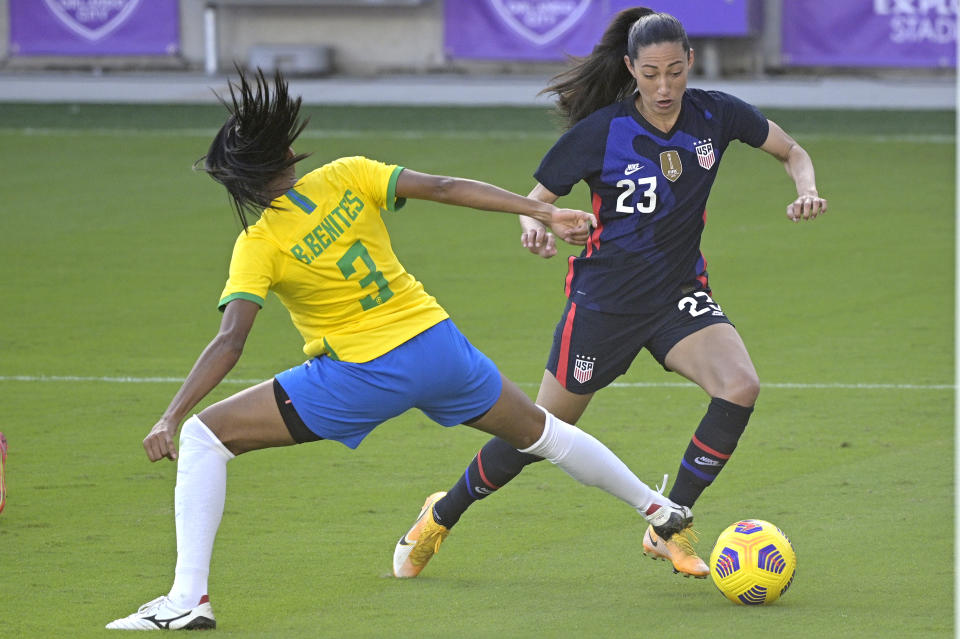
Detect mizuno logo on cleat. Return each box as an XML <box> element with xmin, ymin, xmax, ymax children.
<box><xmin>146</xmin><ymin>613</ymin><xmax>190</xmax><ymax>629</ymax></box>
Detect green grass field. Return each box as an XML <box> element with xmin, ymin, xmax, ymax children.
<box><xmin>0</xmin><ymin>103</ymin><xmax>954</xmax><ymax>638</ymax></box>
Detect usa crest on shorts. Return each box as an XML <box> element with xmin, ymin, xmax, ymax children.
<box><xmin>695</xmin><ymin>139</ymin><xmax>715</xmax><ymax>170</ymax></box>
<box><xmin>573</xmin><ymin>355</ymin><xmax>595</xmax><ymax>384</ymax></box>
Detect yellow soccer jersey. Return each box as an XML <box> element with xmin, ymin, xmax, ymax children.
<box><xmin>218</xmin><ymin>156</ymin><xmax>449</xmax><ymax>362</ymax></box>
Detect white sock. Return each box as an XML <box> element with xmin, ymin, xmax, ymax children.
<box><xmin>167</xmin><ymin>415</ymin><xmax>234</xmax><ymax>609</ymax></box>
<box><xmin>519</xmin><ymin>407</ymin><xmax>669</xmax><ymax>519</ymax></box>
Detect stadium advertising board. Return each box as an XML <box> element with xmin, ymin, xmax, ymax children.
<box><xmin>444</xmin><ymin>0</ymin><xmax>758</xmax><ymax>60</ymax></box>
<box><xmin>9</xmin><ymin>0</ymin><xmax>180</xmax><ymax>56</ymax></box>
<box><xmin>781</xmin><ymin>0</ymin><xmax>956</xmax><ymax>67</ymax></box>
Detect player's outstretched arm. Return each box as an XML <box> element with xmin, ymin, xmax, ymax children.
<box><xmin>518</xmin><ymin>182</ymin><xmax>587</xmax><ymax>259</ymax></box>
<box><xmin>760</xmin><ymin>119</ymin><xmax>828</xmax><ymax>223</ymax></box>
<box><xmin>142</xmin><ymin>299</ymin><xmax>259</xmax><ymax>462</ymax></box>
<box><xmin>395</xmin><ymin>169</ymin><xmax>595</xmax><ymax>246</ymax></box>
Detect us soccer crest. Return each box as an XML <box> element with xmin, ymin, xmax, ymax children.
<box><xmin>695</xmin><ymin>139</ymin><xmax>716</xmax><ymax>170</ymax></box>
<box><xmin>573</xmin><ymin>355</ymin><xmax>596</xmax><ymax>384</ymax></box>
<box><xmin>659</xmin><ymin>150</ymin><xmax>682</xmax><ymax>182</ymax></box>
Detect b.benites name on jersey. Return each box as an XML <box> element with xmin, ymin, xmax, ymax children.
<box><xmin>290</xmin><ymin>190</ymin><xmax>364</xmax><ymax>265</ymax></box>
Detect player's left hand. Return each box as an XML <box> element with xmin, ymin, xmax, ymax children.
<box><xmin>549</xmin><ymin>207</ymin><xmax>596</xmax><ymax>245</ymax></box>
<box><xmin>786</xmin><ymin>193</ymin><xmax>827</xmax><ymax>222</ymax></box>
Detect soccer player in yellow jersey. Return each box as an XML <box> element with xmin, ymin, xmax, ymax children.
<box><xmin>106</xmin><ymin>69</ymin><xmax>693</xmax><ymax>631</ymax></box>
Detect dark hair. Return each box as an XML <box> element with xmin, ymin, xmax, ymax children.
<box><xmin>542</xmin><ymin>8</ymin><xmax>690</xmax><ymax>128</ymax></box>
<box><xmin>197</xmin><ymin>67</ymin><xmax>311</xmax><ymax>231</ymax></box>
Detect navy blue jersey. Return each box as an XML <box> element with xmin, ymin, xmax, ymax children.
<box><xmin>534</xmin><ymin>89</ymin><xmax>769</xmax><ymax>314</ymax></box>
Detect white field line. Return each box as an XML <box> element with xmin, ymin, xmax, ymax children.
<box><xmin>0</xmin><ymin>127</ymin><xmax>558</xmax><ymax>140</ymax></box>
<box><xmin>0</xmin><ymin>127</ymin><xmax>953</xmax><ymax>144</ymax></box>
<box><xmin>0</xmin><ymin>375</ymin><xmax>952</xmax><ymax>390</ymax></box>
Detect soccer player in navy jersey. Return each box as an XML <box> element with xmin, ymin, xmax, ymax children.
<box><xmin>393</xmin><ymin>7</ymin><xmax>826</xmax><ymax>579</ymax></box>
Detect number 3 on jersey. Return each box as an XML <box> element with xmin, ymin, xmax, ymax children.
<box><xmin>336</xmin><ymin>240</ymin><xmax>394</xmax><ymax>310</ymax></box>
<box><xmin>616</xmin><ymin>176</ymin><xmax>657</xmax><ymax>214</ymax></box>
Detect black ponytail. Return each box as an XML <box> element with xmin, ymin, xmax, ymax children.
<box><xmin>197</xmin><ymin>67</ymin><xmax>311</xmax><ymax>231</ymax></box>
<box><xmin>542</xmin><ymin>7</ymin><xmax>690</xmax><ymax>128</ymax></box>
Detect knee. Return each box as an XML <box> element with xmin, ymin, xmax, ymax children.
<box><xmin>511</xmin><ymin>407</ymin><xmax>547</xmax><ymax>450</ymax></box>
<box><xmin>720</xmin><ymin>368</ymin><xmax>760</xmax><ymax>407</ymax></box>
<box><xmin>196</xmin><ymin>410</ymin><xmax>241</xmax><ymax>453</ymax></box>
<box><xmin>475</xmin><ymin>404</ymin><xmax>545</xmax><ymax>451</ymax></box>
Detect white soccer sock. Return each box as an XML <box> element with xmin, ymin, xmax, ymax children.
<box><xmin>519</xmin><ymin>407</ymin><xmax>667</xmax><ymax>519</ymax></box>
<box><xmin>167</xmin><ymin>415</ymin><xmax>234</xmax><ymax>609</ymax></box>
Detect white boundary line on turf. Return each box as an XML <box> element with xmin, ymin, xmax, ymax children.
<box><xmin>0</xmin><ymin>375</ymin><xmax>953</xmax><ymax>390</ymax></box>
<box><xmin>0</xmin><ymin>127</ymin><xmax>560</xmax><ymax>140</ymax></box>
<box><xmin>0</xmin><ymin>128</ymin><xmax>954</xmax><ymax>144</ymax></box>
<box><xmin>605</xmin><ymin>381</ymin><xmax>956</xmax><ymax>390</ymax></box>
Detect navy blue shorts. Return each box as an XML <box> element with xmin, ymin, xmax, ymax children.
<box><xmin>274</xmin><ymin>319</ymin><xmax>502</xmax><ymax>448</ymax></box>
<box><xmin>546</xmin><ymin>291</ymin><xmax>733</xmax><ymax>394</ymax></box>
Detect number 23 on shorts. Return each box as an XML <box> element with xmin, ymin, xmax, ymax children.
<box><xmin>678</xmin><ymin>291</ymin><xmax>723</xmax><ymax>317</ymax></box>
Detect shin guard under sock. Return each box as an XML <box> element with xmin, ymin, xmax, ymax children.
<box><xmin>521</xmin><ymin>408</ymin><xmax>668</xmax><ymax>517</ymax></box>
<box><xmin>668</xmin><ymin>397</ymin><xmax>753</xmax><ymax>507</ymax></box>
<box><xmin>167</xmin><ymin>416</ymin><xmax>234</xmax><ymax>609</ymax></box>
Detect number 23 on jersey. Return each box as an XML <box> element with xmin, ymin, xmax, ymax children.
<box><xmin>616</xmin><ymin>176</ymin><xmax>658</xmax><ymax>214</ymax></box>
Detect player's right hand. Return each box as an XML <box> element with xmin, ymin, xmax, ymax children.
<box><xmin>786</xmin><ymin>192</ymin><xmax>827</xmax><ymax>222</ymax></box>
<box><xmin>521</xmin><ymin>226</ymin><xmax>558</xmax><ymax>258</ymax></box>
<box><xmin>143</xmin><ymin>418</ymin><xmax>179</xmax><ymax>462</ymax></box>
<box><xmin>551</xmin><ymin>208</ymin><xmax>594</xmax><ymax>246</ymax></box>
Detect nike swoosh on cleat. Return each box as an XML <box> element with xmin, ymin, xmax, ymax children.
<box><xmin>397</xmin><ymin>535</ymin><xmax>413</xmax><ymax>547</ymax></box>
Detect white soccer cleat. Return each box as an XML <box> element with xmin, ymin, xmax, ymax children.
<box><xmin>105</xmin><ymin>595</ymin><xmax>216</xmax><ymax>630</ymax></box>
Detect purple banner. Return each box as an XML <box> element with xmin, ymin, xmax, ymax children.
<box><xmin>444</xmin><ymin>0</ymin><xmax>604</xmax><ymax>61</ymax></box>
<box><xmin>10</xmin><ymin>0</ymin><xmax>180</xmax><ymax>56</ymax></box>
<box><xmin>609</xmin><ymin>0</ymin><xmax>758</xmax><ymax>37</ymax></box>
<box><xmin>444</xmin><ymin>0</ymin><xmax>758</xmax><ymax>61</ymax></box>
<box><xmin>782</xmin><ymin>0</ymin><xmax>956</xmax><ymax>68</ymax></box>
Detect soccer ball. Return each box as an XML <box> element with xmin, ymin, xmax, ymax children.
<box><xmin>709</xmin><ymin>519</ymin><xmax>797</xmax><ymax>605</ymax></box>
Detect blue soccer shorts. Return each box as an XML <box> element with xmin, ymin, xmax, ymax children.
<box><xmin>546</xmin><ymin>290</ymin><xmax>734</xmax><ymax>394</ymax></box>
<box><xmin>274</xmin><ymin>319</ymin><xmax>503</xmax><ymax>448</ymax></box>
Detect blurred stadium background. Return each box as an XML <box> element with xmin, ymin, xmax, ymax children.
<box><xmin>0</xmin><ymin>0</ymin><xmax>954</xmax><ymax>108</ymax></box>
<box><xmin>0</xmin><ymin>3</ymin><xmax>956</xmax><ymax>638</ymax></box>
